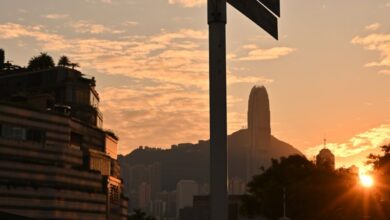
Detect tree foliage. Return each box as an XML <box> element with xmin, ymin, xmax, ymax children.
<box><xmin>58</xmin><ymin>55</ymin><xmax>71</xmax><ymax>67</ymax></box>
<box><xmin>27</xmin><ymin>52</ymin><xmax>55</xmax><ymax>70</ymax></box>
<box><xmin>367</xmin><ymin>144</ymin><xmax>390</xmax><ymax>210</ymax></box>
<box><xmin>367</xmin><ymin>144</ymin><xmax>390</xmax><ymax>173</ymax></box>
<box><xmin>240</xmin><ymin>155</ymin><xmax>385</xmax><ymax>220</ymax></box>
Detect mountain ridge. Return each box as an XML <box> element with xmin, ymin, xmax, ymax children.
<box><xmin>119</xmin><ymin>128</ymin><xmax>302</xmax><ymax>191</ymax></box>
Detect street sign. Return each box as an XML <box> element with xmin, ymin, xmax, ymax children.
<box><xmin>259</xmin><ymin>0</ymin><xmax>280</xmax><ymax>17</ymax></box>
<box><xmin>227</xmin><ymin>0</ymin><xmax>279</xmax><ymax>39</ymax></box>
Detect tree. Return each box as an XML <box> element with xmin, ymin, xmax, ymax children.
<box><xmin>27</xmin><ymin>52</ymin><xmax>55</xmax><ymax>70</ymax></box>
<box><xmin>241</xmin><ymin>155</ymin><xmax>364</xmax><ymax>220</ymax></box>
<box><xmin>367</xmin><ymin>144</ymin><xmax>390</xmax><ymax>173</ymax></box>
<box><xmin>128</xmin><ymin>209</ymin><xmax>156</xmax><ymax>220</ymax></box>
<box><xmin>69</xmin><ymin>62</ymin><xmax>80</xmax><ymax>69</ymax></box>
<box><xmin>58</xmin><ymin>55</ymin><xmax>71</xmax><ymax>67</ymax></box>
<box><xmin>367</xmin><ymin>144</ymin><xmax>390</xmax><ymax>217</ymax></box>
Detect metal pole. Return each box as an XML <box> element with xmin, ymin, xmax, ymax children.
<box><xmin>208</xmin><ymin>0</ymin><xmax>228</xmax><ymax>219</ymax></box>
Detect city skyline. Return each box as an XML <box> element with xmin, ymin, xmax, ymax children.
<box><xmin>1</xmin><ymin>0</ymin><xmax>389</xmax><ymax>171</ymax></box>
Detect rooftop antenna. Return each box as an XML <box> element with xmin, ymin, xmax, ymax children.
<box><xmin>323</xmin><ymin>133</ymin><xmax>327</xmax><ymax>149</ymax></box>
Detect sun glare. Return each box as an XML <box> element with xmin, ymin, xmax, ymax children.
<box><xmin>359</xmin><ymin>174</ymin><xmax>374</xmax><ymax>188</ymax></box>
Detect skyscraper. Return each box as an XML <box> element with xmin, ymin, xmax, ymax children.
<box><xmin>246</xmin><ymin>86</ymin><xmax>271</xmax><ymax>182</ymax></box>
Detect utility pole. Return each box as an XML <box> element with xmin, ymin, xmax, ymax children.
<box><xmin>207</xmin><ymin>0</ymin><xmax>279</xmax><ymax>219</ymax></box>
<box><xmin>208</xmin><ymin>0</ymin><xmax>228</xmax><ymax>219</ymax></box>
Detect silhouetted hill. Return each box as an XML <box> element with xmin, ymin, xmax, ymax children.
<box><xmin>119</xmin><ymin>129</ymin><xmax>302</xmax><ymax>191</ymax></box>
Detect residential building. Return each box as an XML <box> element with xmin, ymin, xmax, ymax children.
<box><xmin>0</xmin><ymin>67</ymin><xmax>127</xmax><ymax>219</ymax></box>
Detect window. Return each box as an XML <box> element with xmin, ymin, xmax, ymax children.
<box><xmin>26</xmin><ymin>129</ymin><xmax>45</xmax><ymax>142</ymax></box>
<box><xmin>1</xmin><ymin>124</ymin><xmax>26</xmax><ymax>140</ymax></box>
<box><xmin>0</xmin><ymin>124</ymin><xmax>45</xmax><ymax>143</ymax></box>
<box><xmin>90</xmin><ymin>91</ymin><xmax>99</xmax><ymax>108</ymax></box>
<box><xmin>75</xmin><ymin>88</ymin><xmax>89</xmax><ymax>105</ymax></box>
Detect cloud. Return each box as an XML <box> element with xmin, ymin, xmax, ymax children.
<box><xmin>168</xmin><ymin>0</ymin><xmax>205</xmax><ymax>7</ymax></box>
<box><xmin>242</xmin><ymin>44</ymin><xmax>258</xmax><ymax>50</ymax></box>
<box><xmin>365</xmin><ymin>23</ymin><xmax>381</xmax><ymax>31</ymax></box>
<box><xmin>0</xmin><ymin>22</ymin><xmax>274</xmax><ymax>153</ymax></box>
<box><xmin>0</xmin><ymin>22</ymin><xmax>275</xmax><ymax>89</ymax></box>
<box><xmin>305</xmin><ymin>124</ymin><xmax>390</xmax><ymax>158</ymax></box>
<box><xmin>71</xmin><ymin>20</ymin><xmax>124</xmax><ymax>34</ymax></box>
<box><xmin>85</xmin><ymin>0</ymin><xmax>112</xmax><ymax>3</ymax></box>
<box><xmin>227</xmin><ymin>74</ymin><xmax>274</xmax><ymax>85</ymax></box>
<box><xmin>100</xmin><ymin>83</ymin><xmax>251</xmax><ymax>153</ymax></box>
<box><xmin>379</xmin><ymin>69</ymin><xmax>390</xmax><ymax>75</ymax></box>
<box><xmin>43</xmin><ymin>14</ymin><xmax>69</xmax><ymax>20</ymax></box>
<box><xmin>0</xmin><ymin>23</ymin><xmax>208</xmax><ymax>86</ymax></box>
<box><xmin>122</xmin><ymin>21</ymin><xmax>138</xmax><ymax>27</ymax></box>
<box><xmin>237</xmin><ymin>46</ymin><xmax>296</xmax><ymax>61</ymax></box>
<box><xmin>0</xmin><ymin>23</ymin><xmax>67</xmax><ymax>50</ymax></box>
<box><xmin>351</xmin><ymin>33</ymin><xmax>390</xmax><ymax>67</ymax></box>
<box><xmin>99</xmin><ymin>84</ymin><xmax>209</xmax><ymax>152</ymax></box>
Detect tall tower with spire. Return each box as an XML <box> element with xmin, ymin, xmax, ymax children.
<box><xmin>246</xmin><ymin>86</ymin><xmax>271</xmax><ymax>182</ymax></box>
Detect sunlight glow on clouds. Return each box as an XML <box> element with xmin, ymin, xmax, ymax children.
<box><xmin>365</xmin><ymin>23</ymin><xmax>381</xmax><ymax>31</ymax></box>
<box><xmin>352</xmin><ymin>33</ymin><xmax>390</xmax><ymax>68</ymax></box>
<box><xmin>0</xmin><ymin>0</ymin><xmax>388</xmax><ymax>157</ymax></box>
<box><xmin>43</xmin><ymin>14</ymin><xmax>69</xmax><ymax>20</ymax></box>
<box><xmin>0</xmin><ymin>22</ymin><xmax>281</xmax><ymax>89</ymax></box>
<box><xmin>305</xmin><ymin>124</ymin><xmax>390</xmax><ymax>158</ymax></box>
<box><xmin>99</xmin><ymin>84</ymin><xmax>210</xmax><ymax>151</ymax></box>
<box><xmin>0</xmin><ymin>23</ymin><xmax>209</xmax><ymax>86</ymax></box>
<box><xmin>168</xmin><ymin>0</ymin><xmax>205</xmax><ymax>8</ymax></box>
<box><xmin>238</xmin><ymin>46</ymin><xmax>296</xmax><ymax>61</ymax></box>
<box><xmin>85</xmin><ymin>0</ymin><xmax>112</xmax><ymax>3</ymax></box>
<box><xmin>0</xmin><ymin>22</ymin><xmax>275</xmax><ymax>152</ymax></box>
<box><xmin>379</xmin><ymin>69</ymin><xmax>390</xmax><ymax>75</ymax></box>
<box><xmin>100</xmin><ymin>84</ymin><xmax>252</xmax><ymax>152</ymax></box>
<box><xmin>71</xmin><ymin>20</ymin><xmax>124</xmax><ymax>34</ymax></box>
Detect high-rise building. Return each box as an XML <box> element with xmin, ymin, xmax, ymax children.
<box><xmin>246</xmin><ymin>86</ymin><xmax>271</xmax><ymax>181</ymax></box>
<box><xmin>176</xmin><ymin>180</ymin><xmax>199</xmax><ymax>218</ymax></box>
<box><xmin>121</xmin><ymin>162</ymin><xmax>162</xmax><ymax>214</ymax></box>
<box><xmin>0</xmin><ymin>66</ymin><xmax>127</xmax><ymax>219</ymax></box>
<box><xmin>138</xmin><ymin>182</ymin><xmax>152</xmax><ymax>210</ymax></box>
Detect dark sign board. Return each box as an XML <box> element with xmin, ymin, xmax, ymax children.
<box><xmin>227</xmin><ymin>0</ymin><xmax>278</xmax><ymax>39</ymax></box>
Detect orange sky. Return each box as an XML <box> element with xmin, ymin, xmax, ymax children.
<box><xmin>0</xmin><ymin>0</ymin><xmax>389</xmax><ymax>169</ymax></box>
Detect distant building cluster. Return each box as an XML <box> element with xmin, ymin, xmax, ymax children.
<box><xmin>120</xmin><ymin>165</ymin><xmax>247</xmax><ymax>220</ymax></box>
<box><xmin>0</xmin><ymin>60</ymin><xmax>127</xmax><ymax>219</ymax></box>
<box><xmin>119</xmin><ymin>85</ymin><xmax>301</xmax><ymax>220</ymax></box>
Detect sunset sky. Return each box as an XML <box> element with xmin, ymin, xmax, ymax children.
<box><xmin>1</xmin><ymin>0</ymin><xmax>389</xmax><ymax>170</ymax></box>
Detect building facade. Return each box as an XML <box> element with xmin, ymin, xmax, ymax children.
<box><xmin>0</xmin><ymin>67</ymin><xmax>127</xmax><ymax>219</ymax></box>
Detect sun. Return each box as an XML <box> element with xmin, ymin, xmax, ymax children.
<box><xmin>359</xmin><ymin>174</ymin><xmax>374</xmax><ymax>188</ymax></box>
